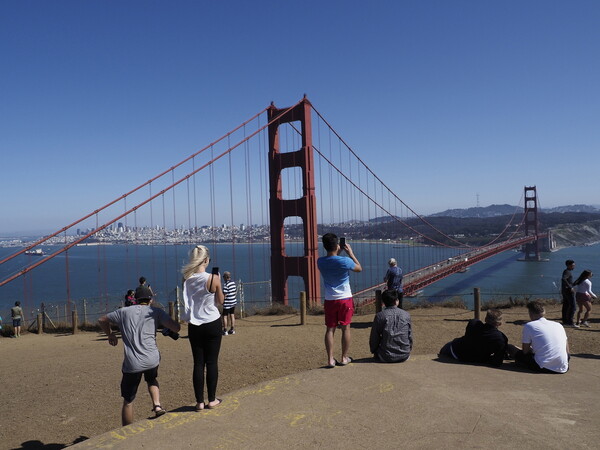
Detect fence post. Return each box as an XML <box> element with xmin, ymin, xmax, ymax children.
<box><xmin>168</xmin><ymin>301</ymin><xmax>175</xmax><ymax>320</ymax></box>
<box><xmin>72</xmin><ymin>310</ymin><xmax>78</xmax><ymax>334</ymax></box>
<box><xmin>300</xmin><ymin>291</ymin><xmax>306</xmax><ymax>325</ymax></box>
<box><xmin>41</xmin><ymin>303</ymin><xmax>46</xmax><ymax>330</ymax></box>
<box><xmin>239</xmin><ymin>280</ymin><xmax>244</xmax><ymax>318</ymax></box>
<box><xmin>37</xmin><ymin>313</ymin><xmax>43</xmax><ymax>334</ymax></box>
<box><xmin>83</xmin><ymin>299</ymin><xmax>88</xmax><ymax>326</ymax></box>
<box><xmin>175</xmin><ymin>286</ymin><xmax>181</xmax><ymax>322</ymax></box>
<box><xmin>473</xmin><ymin>287</ymin><xmax>481</xmax><ymax>320</ymax></box>
<box><xmin>375</xmin><ymin>289</ymin><xmax>382</xmax><ymax>313</ymax></box>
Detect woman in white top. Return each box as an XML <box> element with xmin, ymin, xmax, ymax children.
<box><xmin>181</xmin><ymin>245</ymin><xmax>224</xmax><ymax>411</ymax></box>
<box><xmin>573</xmin><ymin>269</ymin><xmax>596</xmax><ymax>328</ymax></box>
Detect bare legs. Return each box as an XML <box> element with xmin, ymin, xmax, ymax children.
<box><xmin>577</xmin><ymin>300</ymin><xmax>591</xmax><ymax>324</ymax></box>
<box><xmin>324</xmin><ymin>325</ymin><xmax>351</xmax><ymax>366</ymax></box>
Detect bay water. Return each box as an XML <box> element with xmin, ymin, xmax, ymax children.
<box><xmin>1</xmin><ymin>242</ymin><xmax>599</xmax><ymax>320</ymax></box>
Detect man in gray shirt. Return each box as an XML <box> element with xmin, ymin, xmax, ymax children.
<box><xmin>369</xmin><ymin>290</ymin><xmax>413</xmax><ymax>363</ymax></box>
<box><xmin>99</xmin><ymin>298</ymin><xmax>180</xmax><ymax>426</ymax></box>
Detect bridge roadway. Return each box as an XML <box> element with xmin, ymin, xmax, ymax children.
<box><xmin>356</xmin><ymin>236</ymin><xmax>538</xmax><ymax>302</ymax></box>
<box><xmin>74</xmin><ymin>355</ymin><xmax>599</xmax><ymax>449</ymax></box>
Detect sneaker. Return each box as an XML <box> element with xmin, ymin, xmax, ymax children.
<box><xmin>228</xmin><ymin>328</ymin><xmax>235</xmax><ymax>335</ymax></box>
<box><xmin>574</xmin><ymin>322</ymin><xmax>581</xmax><ymax>328</ymax></box>
<box><xmin>222</xmin><ymin>330</ymin><xmax>228</xmax><ymax>336</ymax></box>
<box><xmin>582</xmin><ymin>321</ymin><xmax>591</xmax><ymax>328</ymax></box>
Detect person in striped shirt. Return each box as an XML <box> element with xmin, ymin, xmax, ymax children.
<box><xmin>222</xmin><ymin>271</ymin><xmax>237</xmax><ymax>335</ymax></box>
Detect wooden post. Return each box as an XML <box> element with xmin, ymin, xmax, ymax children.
<box><xmin>41</xmin><ymin>303</ymin><xmax>46</xmax><ymax>330</ymax></box>
<box><xmin>168</xmin><ymin>301</ymin><xmax>175</xmax><ymax>320</ymax></box>
<box><xmin>37</xmin><ymin>313</ymin><xmax>43</xmax><ymax>334</ymax></box>
<box><xmin>375</xmin><ymin>289</ymin><xmax>382</xmax><ymax>313</ymax></box>
<box><xmin>473</xmin><ymin>287</ymin><xmax>481</xmax><ymax>320</ymax></box>
<box><xmin>83</xmin><ymin>299</ymin><xmax>88</xmax><ymax>325</ymax></box>
<box><xmin>300</xmin><ymin>291</ymin><xmax>307</xmax><ymax>325</ymax></box>
<box><xmin>72</xmin><ymin>310</ymin><xmax>78</xmax><ymax>334</ymax></box>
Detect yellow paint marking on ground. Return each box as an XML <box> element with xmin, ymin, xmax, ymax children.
<box><xmin>84</xmin><ymin>377</ymin><xmax>297</xmax><ymax>448</ymax></box>
<box><xmin>364</xmin><ymin>382</ymin><xmax>395</xmax><ymax>393</ymax></box>
<box><xmin>278</xmin><ymin>410</ymin><xmax>342</xmax><ymax>429</ymax></box>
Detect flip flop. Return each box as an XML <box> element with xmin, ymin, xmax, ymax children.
<box><xmin>325</xmin><ymin>359</ymin><xmax>338</xmax><ymax>369</ymax></box>
<box><xmin>194</xmin><ymin>403</ymin><xmax>205</xmax><ymax>412</ymax></box>
<box><xmin>338</xmin><ymin>357</ymin><xmax>353</xmax><ymax>366</ymax></box>
<box><xmin>206</xmin><ymin>398</ymin><xmax>223</xmax><ymax>409</ymax></box>
<box><xmin>152</xmin><ymin>405</ymin><xmax>166</xmax><ymax>417</ymax></box>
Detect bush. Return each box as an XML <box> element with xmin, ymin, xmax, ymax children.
<box><xmin>252</xmin><ymin>303</ymin><xmax>297</xmax><ymax>316</ymax></box>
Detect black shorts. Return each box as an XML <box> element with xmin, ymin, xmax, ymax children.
<box><xmin>121</xmin><ymin>366</ymin><xmax>159</xmax><ymax>403</ymax></box>
<box><xmin>223</xmin><ymin>306</ymin><xmax>235</xmax><ymax>315</ymax></box>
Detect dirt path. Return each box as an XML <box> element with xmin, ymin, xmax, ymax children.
<box><xmin>1</xmin><ymin>305</ymin><xmax>598</xmax><ymax>449</ymax></box>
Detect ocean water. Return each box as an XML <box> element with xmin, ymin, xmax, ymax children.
<box><xmin>1</xmin><ymin>242</ymin><xmax>599</xmax><ymax>320</ymax></box>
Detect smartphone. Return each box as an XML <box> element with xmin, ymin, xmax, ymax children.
<box><xmin>339</xmin><ymin>237</ymin><xmax>346</xmax><ymax>248</ymax></box>
<box><xmin>211</xmin><ymin>267</ymin><xmax>220</xmax><ymax>275</ymax></box>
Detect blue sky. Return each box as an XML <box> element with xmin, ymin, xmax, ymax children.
<box><xmin>1</xmin><ymin>1</ymin><xmax>599</xmax><ymax>235</ymax></box>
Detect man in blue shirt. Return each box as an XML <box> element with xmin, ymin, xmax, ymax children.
<box><xmin>383</xmin><ymin>258</ymin><xmax>403</xmax><ymax>304</ymax></box>
<box><xmin>317</xmin><ymin>233</ymin><xmax>362</xmax><ymax>368</ymax></box>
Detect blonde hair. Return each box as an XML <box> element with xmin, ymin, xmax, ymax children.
<box><xmin>182</xmin><ymin>245</ymin><xmax>210</xmax><ymax>280</ymax></box>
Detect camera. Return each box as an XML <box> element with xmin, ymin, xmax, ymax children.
<box><xmin>339</xmin><ymin>237</ymin><xmax>346</xmax><ymax>248</ymax></box>
<box><xmin>162</xmin><ymin>327</ymin><xmax>180</xmax><ymax>340</ymax></box>
<box><xmin>212</xmin><ymin>267</ymin><xmax>219</xmax><ymax>275</ymax></box>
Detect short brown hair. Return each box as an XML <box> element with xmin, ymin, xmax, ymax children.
<box><xmin>527</xmin><ymin>300</ymin><xmax>545</xmax><ymax>317</ymax></box>
<box><xmin>484</xmin><ymin>309</ymin><xmax>502</xmax><ymax>326</ymax></box>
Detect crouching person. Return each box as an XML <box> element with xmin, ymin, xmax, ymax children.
<box><xmin>369</xmin><ymin>290</ymin><xmax>412</xmax><ymax>363</ymax></box>
<box><xmin>99</xmin><ymin>298</ymin><xmax>180</xmax><ymax>426</ymax></box>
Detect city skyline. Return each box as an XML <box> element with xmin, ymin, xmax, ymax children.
<box><xmin>2</xmin><ymin>1</ymin><xmax>599</xmax><ymax>235</ymax></box>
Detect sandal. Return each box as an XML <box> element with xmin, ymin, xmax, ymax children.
<box><xmin>206</xmin><ymin>398</ymin><xmax>222</xmax><ymax>409</ymax></box>
<box><xmin>195</xmin><ymin>402</ymin><xmax>205</xmax><ymax>411</ymax></box>
<box><xmin>152</xmin><ymin>405</ymin><xmax>166</xmax><ymax>417</ymax></box>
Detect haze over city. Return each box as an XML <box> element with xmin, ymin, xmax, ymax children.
<box><xmin>2</xmin><ymin>1</ymin><xmax>599</xmax><ymax>236</ymax></box>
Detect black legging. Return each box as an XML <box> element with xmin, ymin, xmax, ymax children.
<box><xmin>188</xmin><ymin>318</ymin><xmax>222</xmax><ymax>404</ymax></box>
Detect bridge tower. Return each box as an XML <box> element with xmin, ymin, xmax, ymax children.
<box><xmin>267</xmin><ymin>98</ymin><xmax>321</xmax><ymax>305</ymax></box>
<box><xmin>523</xmin><ymin>186</ymin><xmax>541</xmax><ymax>261</ymax></box>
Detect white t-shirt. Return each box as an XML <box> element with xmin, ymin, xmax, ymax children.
<box><xmin>522</xmin><ymin>317</ymin><xmax>569</xmax><ymax>373</ymax></box>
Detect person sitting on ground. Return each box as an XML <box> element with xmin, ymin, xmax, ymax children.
<box><xmin>439</xmin><ymin>309</ymin><xmax>508</xmax><ymax>367</ymax></box>
<box><xmin>508</xmin><ymin>300</ymin><xmax>569</xmax><ymax>374</ymax></box>
<box><xmin>369</xmin><ymin>290</ymin><xmax>412</xmax><ymax>363</ymax></box>
<box><xmin>98</xmin><ymin>297</ymin><xmax>180</xmax><ymax>425</ymax></box>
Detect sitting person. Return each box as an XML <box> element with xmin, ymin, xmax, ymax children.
<box><xmin>439</xmin><ymin>309</ymin><xmax>508</xmax><ymax>367</ymax></box>
<box><xmin>509</xmin><ymin>300</ymin><xmax>569</xmax><ymax>374</ymax></box>
<box><xmin>369</xmin><ymin>290</ymin><xmax>412</xmax><ymax>363</ymax></box>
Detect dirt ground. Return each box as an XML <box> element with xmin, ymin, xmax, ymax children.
<box><xmin>1</xmin><ymin>304</ymin><xmax>599</xmax><ymax>449</ymax></box>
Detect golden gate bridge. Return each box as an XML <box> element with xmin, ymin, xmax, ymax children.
<box><xmin>0</xmin><ymin>97</ymin><xmax>545</xmax><ymax>317</ymax></box>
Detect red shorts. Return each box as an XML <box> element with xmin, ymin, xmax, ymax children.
<box><xmin>324</xmin><ymin>298</ymin><xmax>354</xmax><ymax>328</ymax></box>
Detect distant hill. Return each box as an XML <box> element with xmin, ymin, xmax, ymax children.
<box><xmin>430</xmin><ymin>204</ymin><xmax>600</xmax><ymax>218</ymax></box>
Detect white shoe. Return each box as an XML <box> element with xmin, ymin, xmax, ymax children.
<box><xmin>582</xmin><ymin>321</ymin><xmax>591</xmax><ymax>328</ymax></box>
<box><xmin>222</xmin><ymin>330</ymin><xmax>228</xmax><ymax>336</ymax></box>
<box><xmin>574</xmin><ymin>323</ymin><xmax>580</xmax><ymax>328</ymax></box>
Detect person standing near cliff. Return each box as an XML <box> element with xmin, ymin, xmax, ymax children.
<box><xmin>574</xmin><ymin>269</ymin><xmax>597</xmax><ymax>328</ymax></box>
<box><xmin>561</xmin><ymin>259</ymin><xmax>576</xmax><ymax>326</ymax></box>
<box><xmin>317</xmin><ymin>233</ymin><xmax>362</xmax><ymax>368</ymax></box>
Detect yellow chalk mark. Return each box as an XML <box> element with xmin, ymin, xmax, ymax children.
<box><xmin>279</xmin><ymin>410</ymin><xmax>342</xmax><ymax>429</ymax></box>
<box><xmin>364</xmin><ymin>382</ymin><xmax>394</xmax><ymax>394</ymax></box>
<box><xmin>85</xmin><ymin>377</ymin><xmax>298</xmax><ymax>447</ymax></box>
